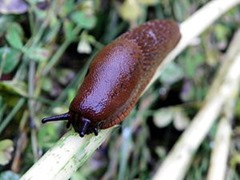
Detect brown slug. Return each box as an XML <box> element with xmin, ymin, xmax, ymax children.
<box><xmin>42</xmin><ymin>19</ymin><xmax>181</xmax><ymax>137</ymax></box>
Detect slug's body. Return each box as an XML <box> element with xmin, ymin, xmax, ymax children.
<box><xmin>42</xmin><ymin>20</ymin><xmax>181</xmax><ymax>137</ymax></box>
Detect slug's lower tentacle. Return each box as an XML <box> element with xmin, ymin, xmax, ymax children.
<box><xmin>93</xmin><ymin>127</ymin><xmax>98</xmax><ymax>136</ymax></box>
<box><xmin>79</xmin><ymin>118</ymin><xmax>91</xmax><ymax>137</ymax></box>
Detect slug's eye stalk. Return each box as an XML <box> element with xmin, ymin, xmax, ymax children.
<box><xmin>41</xmin><ymin>113</ymin><xmax>70</xmax><ymax>123</ymax></box>
<box><xmin>41</xmin><ymin>112</ymin><xmax>99</xmax><ymax>137</ymax></box>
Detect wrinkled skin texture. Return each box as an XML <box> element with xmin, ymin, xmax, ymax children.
<box><xmin>42</xmin><ymin>20</ymin><xmax>181</xmax><ymax>137</ymax></box>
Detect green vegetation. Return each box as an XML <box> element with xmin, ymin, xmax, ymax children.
<box><xmin>0</xmin><ymin>0</ymin><xmax>240</xmax><ymax>179</ymax></box>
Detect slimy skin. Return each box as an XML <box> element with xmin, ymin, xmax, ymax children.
<box><xmin>42</xmin><ymin>20</ymin><xmax>181</xmax><ymax>137</ymax></box>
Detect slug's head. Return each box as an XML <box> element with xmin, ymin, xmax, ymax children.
<box><xmin>41</xmin><ymin>112</ymin><xmax>99</xmax><ymax>137</ymax></box>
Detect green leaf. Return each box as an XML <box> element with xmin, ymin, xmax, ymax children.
<box><xmin>180</xmin><ymin>80</ymin><xmax>195</xmax><ymax>101</ymax></box>
<box><xmin>119</xmin><ymin>0</ymin><xmax>142</xmax><ymax>22</ymax></box>
<box><xmin>77</xmin><ymin>32</ymin><xmax>93</xmax><ymax>54</ymax></box>
<box><xmin>160</xmin><ymin>62</ymin><xmax>184</xmax><ymax>85</ymax></box>
<box><xmin>173</xmin><ymin>108</ymin><xmax>190</xmax><ymax>130</ymax></box>
<box><xmin>41</xmin><ymin>77</ymin><xmax>52</xmax><ymax>92</ymax></box>
<box><xmin>23</xmin><ymin>47</ymin><xmax>49</xmax><ymax>62</ymax></box>
<box><xmin>0</xmin><ymin>81</ymin><xmax>27</xmax><ymax>97</ymax></box>
<box><xmin>70</xmin><ymin>11</ymin><xmax>96</xmax><ymax>29</ymax></box>
<box><xmin>0</xmin><ymin>16</ymin><xmax>14</xmax><ymax>33</ymax></box>
<box><xmin>0</xmin><ymin>171</ymin><xmax>20</xmax><ymax>180</ymax></box>
<box><xmin>153</xmin><ymin>107</ymin><xmax>174</xmax><ymax>128</ymax></box>
<box><xmin>0</xmin><ymin>47</ymin><xmax>21</xmax><ymax>74</ymax></box>
<box><xmin>5</xmin><ymin>23</ymin><xmax>24</xmax><ymax>50</ymax></box>
<box><xmin>182</xmin><ymin>54</ymin><xmax>204</xmax><ymax>78</ymax></box>
<box><xmin>38</xmin><ymin>123</ymin><xmax>60</xmax><ymax>149</ymax></box>
<box><xmin>153</xmin><ymin>107</ymin><xmax>190</xmax><ymax>130</ymax></box>
<box><xmin>63</xmin><ymin>20</ymin><xmax>74</xmax><ymax>40</ymax></box>
<box><xmin>0</xmin><ymin>139</ymin><xmax>14</xmax><ymax>166</ymax></box>
<box><xmin>215</xmin><ymin>24</ymin><xmax>230</xmax><ymax>41</ymax></box>
<box><xmin>59</xmin><ymin>0</ymin><xmax>75</xmax><ymax>17</ymax></box>
<box><xmin>77</xmin><ymin>39</ymin><xmax>92</xmax><ymax>54</ymax></box>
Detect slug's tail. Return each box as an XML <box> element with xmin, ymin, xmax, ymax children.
<box><xmin>41</xmin><ymin>113</ymin><xmax>70</xmax><ymax>123</ymax></box>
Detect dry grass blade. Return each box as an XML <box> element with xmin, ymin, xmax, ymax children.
<box><xmin>153</xmin><ymin>30</ymin><xmax>240</xmax><ymax>180</ymax></box>
<box><xmin>206</xmin><ymin>30</ymin><xmax>240</xmax><ymax>180</ymax></box>
<box><xmin>206</xmin><ymin>99</ymin><xmax>234</xmax><ymax>180</ymax></box>
<box><xmin>21</xmin><ymin>130</ymin><xmax>112</xmax><ymax>180</ymax></box>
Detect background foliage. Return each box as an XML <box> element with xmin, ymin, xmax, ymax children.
<box><xmin>0</xmin><ymin>0</ymin><xmax>240</xmax><ymax>179</ymax></box>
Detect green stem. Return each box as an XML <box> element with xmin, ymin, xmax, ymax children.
<box><xmin>42</xmin><ymin>39</ymin><xmax>72</xmax><ymax>75</ymax></box>
<box><xmin>43</xmin><ymin>26</ymin><xmax>82</xmax><ymax>76</ymax></box>
<box><xmin>0</xmin><ymin>98</ymin><xmax>26</xmax><ymax>135</ymax></box>
<box><xmin>28</xmin><ymin>61</ymin><xmax>39</xmax><ymax>161</ymax></box>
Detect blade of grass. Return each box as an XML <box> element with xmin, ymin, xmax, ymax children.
<box><xmin>206</xmin><ymin>96</ymin><xmax>235</xmax><ymax>180</ymax></box>
<box><xmin>0</xmin><ymin>98</ymin><xmax>26</xmax><ymax>135</ymax></box>
<box><xmin>21</xmin><ymin>129</ymin><xmax>112</xmax><ymax>180</ymax></box>
<box><xmin>153</xmin><ymin>29</ymin><xmax>240</xmax><ymax>180</ymax></box>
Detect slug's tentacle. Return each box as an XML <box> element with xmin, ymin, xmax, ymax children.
<box><xmin>42</xmin><ymin>112</ymin><xmax>94</xmax><ymax>136</ymax></box>
<box><xmin>42</xmin><ymin>113</ymin><xmax>70</xmax><ymax>123</ymax></box>
<box><xmin>78</xmin><ymin>118</ymin><xmax>91</xmax><ymax>137</ymax></box>
<box><xmin>93</xmin><ymin>128</ymin><xmax>98</xmax><ymax>136</ymax></box>
<box><xmin>42</xmin><ymin>112</ymin><xmax>98</xmax><ymax>137</ymax></box>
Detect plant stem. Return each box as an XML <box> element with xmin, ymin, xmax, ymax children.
<box><xmin>0</xmin><ymin>98</ymin><xmax>26</xmax><ymax>135</ymax></box>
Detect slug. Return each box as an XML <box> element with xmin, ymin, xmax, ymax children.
<box><xmin>42</xmin><ymin>19</ymin><xmax>181</xmax><ymax>137</ymax></box>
